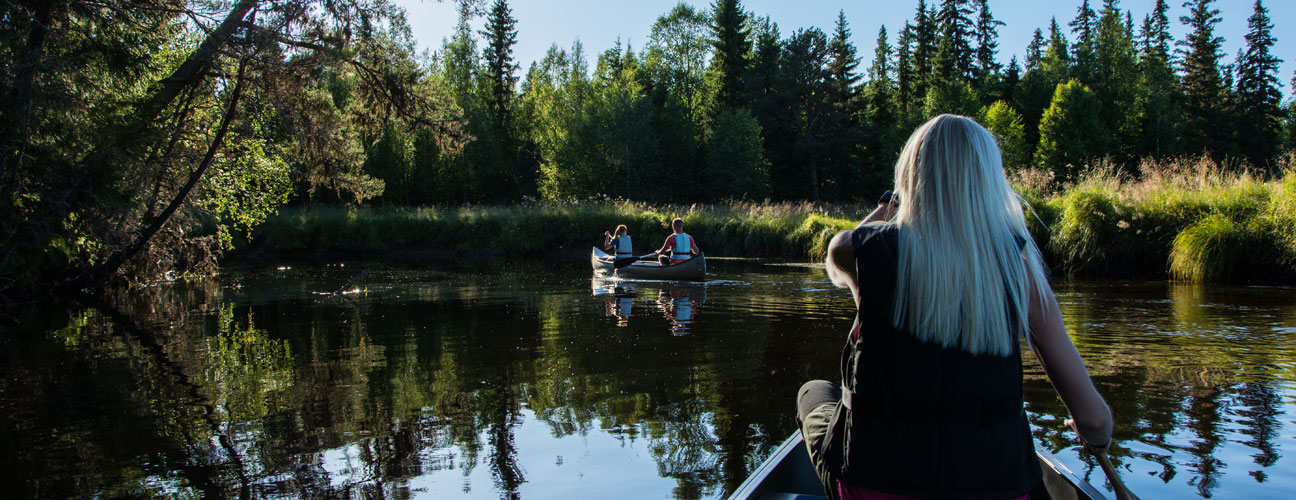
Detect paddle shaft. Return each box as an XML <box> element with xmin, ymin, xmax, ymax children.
<box><xmin>613</xmin><ymin>252</ymin><xmax>659</xmax><ymax>268</ymax></box>
<box><xmin>1094</xmin><ymin>450</ymin><xmax>1140</xmax><ymax>500</ymax></box>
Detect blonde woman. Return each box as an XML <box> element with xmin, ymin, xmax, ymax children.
<box><xmin>798</xmin><ymin>114</ymin><xmax>1113</xmax><ymax>500</ymax></box>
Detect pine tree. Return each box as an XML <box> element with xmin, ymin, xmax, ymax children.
<box><xmin>1179</xmin><ymin>0</ymin><xmax>1228</xmax><ymax>160</ymax></box>
<box><xmin>709</xmin><ymin>0</ymin><xmax>751</xmax><ymax>112</ymax></box>
<box><xmin>1069</xmin><ymin>0</ymin><xmax>1099</xmax><ymax>85</ymax></box>
<box><xmin>1233</xmin><ymin>0</ymin><xmax>1283</xmax><ymax>167</ymax></box>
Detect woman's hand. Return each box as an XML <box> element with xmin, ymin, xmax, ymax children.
<box><xmin>1065</xmin><ymin>418</ymin><xmax>1110</xmax><ymax>454</ymax></box>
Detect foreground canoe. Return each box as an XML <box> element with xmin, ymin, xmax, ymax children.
<box><xmin>591</xmin><ymin>247</ymin><xmax>706</xmax><ymax>281</ymax></box>
<box><xmin>727</xmin><ymin>432</ymin><xmax>1106</xmax><ymax>500</ymax></box>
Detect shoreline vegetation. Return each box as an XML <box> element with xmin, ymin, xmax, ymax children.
<box><xmin>5</xmin><ymin>0</ymin><xmax>1295</xmax><ymax>300</ymax></box>
<box><xmin>241</xmin><ymin>157</ymin><xmax>1296</xmax><ymax>284</ymax></box>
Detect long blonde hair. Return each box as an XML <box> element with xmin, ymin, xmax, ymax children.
<box><xmin>890</xmin><ymin>114</ymin><xmax>1050</xmax><ymax>356</ymax></box>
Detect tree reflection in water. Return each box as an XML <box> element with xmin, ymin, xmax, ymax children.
<box><xmin>3</xmin><ymin>267</ymin><xmax>1296</xmax><ymax>499</ymax></box>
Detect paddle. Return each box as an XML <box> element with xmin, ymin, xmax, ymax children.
<box><xmin>1093</xmin><ymin>449</ymin><xmax>1141</xmax><ymax>500</ymax></box>
<box><xmin>614</xmin><ymin>252</ymin><xmax>658</xmax><ymax>269</ymax></box>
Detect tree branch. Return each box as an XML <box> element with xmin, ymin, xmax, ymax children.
<box><xmin>68</xmin><ymin>60</ymin><xmax>249</xmax><ymax>291</ymax></box>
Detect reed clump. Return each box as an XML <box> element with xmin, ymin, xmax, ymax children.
<box><xmin>1022</xmin><ymin>155</ymin><xmax>1296</xmax><ymax>282</ymax></box>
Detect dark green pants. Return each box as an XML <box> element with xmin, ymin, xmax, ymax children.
<box><xmin>797</xmin><ymin>380</ymin><xmax>842</xmax><ymax>500</ymax></box>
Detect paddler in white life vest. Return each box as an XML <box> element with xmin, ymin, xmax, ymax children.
<box><xmin>656</xmin><ymin>218</ymin><xmax>699</xmax><ymax>265</ymax></box>
<box><xmin>603</xmin><ymin>224</ymin><xmax>633</xmax><ymax>260</ymax></box>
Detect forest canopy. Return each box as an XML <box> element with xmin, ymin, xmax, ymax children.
<box><xmin>1</xmin><ymin>0</ymin><xmax>1293</xmax><ymax>298</ymax></box>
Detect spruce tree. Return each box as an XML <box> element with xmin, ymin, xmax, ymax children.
<box><xmin>1000</xmin><ymin>56</ymin><xmax>1021</xmax><ymax>105</ymax></box>
<box><xmin>1043</xmin><ymin>18</ymin><xmax>1071</xmax><ymax>84</ymax></box>
<box><xmin>912</xmin><ymin>1</ymin><xmax>938</xmax><ymax>102</ymax></box>
<box><xmin>972</xmin><ymin>0</ymin><xmax>1004</xmax><ymax>97</ymax></box>
<box><xmin>866</xmin><ymin>25</ymin><xmax>902</xmax><ymax>179</ymax></box>
<box><xmin>1016</xmin><ymin>18</ymin><xmax>1069</xmax><ymax>158</ymax></box>
<box><xmin>709</xmin><ymin>0</ymin><xmax>751</xmax><ymax>112</ymax></box>
<box><xmin>1094</xmin><ymin>0</ymin><xmax>1139</xmax><ymax>163</ymax></box>
<box><xmin>480</xmin><ymin>0</ymin><xmax>524</xmax><ymax>199</ymax></box>
<box><xmin>779</xmin><ymin>28</ymin><xmax>833</xmax><ymax>202</ymax></box>
<box><xmin>1179</xmin><ymin>0</ymin><xmax>1228</xmax><ymax>160</ymax></box>
<box><xmin>824</xmin><ymin>11</ymin><xmax>866</xmax><ymax>199</ymax></box>
<box><xmin>1025</xmin><ymin>29</ymin><xmax>1045</xmax><ymax>71</ymax></box>
<box><xmin>828</xmin><ymin>10</ymin><xmax>862</xmax><ymax>91</ymax></box>
<box><xmin>1069</xmin><ymin>0</ymin><xmax>1099</xmax><ymax>85</ymax></box>
<box><xmin>896</xmin><ymin>23</ymin><xmax>917</xmax><ymax>116</ymax></box>
<box><xmin>481</xmin><ymin>0</ymin><xmax>519</xmax><ymax>126</ymax></box>
<box><xmin>1287</xmin><ymin>72</ymin><xmax>1296</xmax><ymax>151</ymax></box>
<box><xmin>1233</xmin><ymin>0</ymin><xmax>1283</xmax><ymax>168</ymax></box>
<box><xmin>745</xmin><ymin>16</ymin><xmax>784</xmax><ymax>178</ymax></box>
<box><xmin>934</xmin><ymin>0</ymin><xmax>976</xmax><ymax>83</ymax></box>
<box><xmin>1135</xmin><ymin>0</ymin><xmax>1181</xmax><ymax>160</ymax></box>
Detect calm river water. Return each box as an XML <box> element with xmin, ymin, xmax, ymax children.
<box><xmin>2</xmin><ymin>259</ymin><xmax>1294</xmax><ymax>499</ymax></box>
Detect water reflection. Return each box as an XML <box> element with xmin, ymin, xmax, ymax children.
<box><xmin>3</xmin><ymin>266</ymin><xmax>1295</xmax><ymax>499</ymax></box>
<box><xmin>591</xmin><ymin>277</ymin><xmax>708</xmax><ymax>334</ymax></box>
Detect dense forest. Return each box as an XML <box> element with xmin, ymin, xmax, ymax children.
<box><xmin>1</xmin><ymin>0</ymin><xmax>1293</xmax><ymax>299</ymax></box>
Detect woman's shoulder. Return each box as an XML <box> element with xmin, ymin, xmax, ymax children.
<box><xmin>850</xmin><ymin>222</ymin><xmax>899</xmax><ymax>251</ymax></box>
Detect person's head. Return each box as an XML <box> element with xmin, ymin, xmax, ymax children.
<box><xmin>615</xmin><ymin>224</ymin><xmax>628</xmax><ymax>236</ymax></box>
<box><xmin>888</xmin><ymin>114</ymin><xmax>1048</xmax><ymax>357</ymax></box>
<box><xmin>671</xmin><ymin>218</ymin><xmax>684</xmax><ymax>233</ymax></box>
<box><xmin>892</xmin><ymin>114</ymin><xmax>1013</xmax><ymax>227</ymax></box>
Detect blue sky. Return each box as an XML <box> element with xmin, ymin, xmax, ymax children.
<box><xmin>395</xmin><ymin>0</ymin><xmax>1294</xmax><ymax>100</ymax></box>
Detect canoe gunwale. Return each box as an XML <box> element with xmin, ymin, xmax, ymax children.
<box><xmin>727</xmin><ymin>433</ymin><xmax>1107</xmax><ymax>500</ymax></box>
<box><xmin>590</xmin><ymin>246</ymin><xmax>706</xmax><ymax>281</ymax></box>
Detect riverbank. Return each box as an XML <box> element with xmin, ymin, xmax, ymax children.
<box><xmin>241</xmin><ymin>201</ymin><xmax>866</xmax><ymax>263</ymax></box>
<box><xmin>240</xmin><ymin>160</ymin><xmax>1296</xmax><ymax>283</ymax></box>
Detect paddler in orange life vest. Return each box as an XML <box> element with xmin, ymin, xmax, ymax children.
<box><xmin>655</xmin><ymin>218</ymin><xmax>699</xmax><ymax>265</ymax></box>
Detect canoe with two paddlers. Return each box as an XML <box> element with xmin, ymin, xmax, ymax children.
<box><xmin>590</xmin><ymin>246</ymin><xmax>706</xmax><ymax>281</ymax></box>
<box><xmin>727</xmin><ymin>432</ymin><xmax>1106</xmax><ymax>500</ymax></box>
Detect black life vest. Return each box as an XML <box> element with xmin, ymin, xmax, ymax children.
<box><xmin>826</xmin><ymin>224</ymin><xmax>1041</xmax><ymax>498</ymax></box>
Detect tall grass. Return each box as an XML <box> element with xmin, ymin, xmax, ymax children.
<box><xmin>248</xmin><ymin>156</ymin><xmax>1296</xmax><ymax>283</ymax></box>
<box><xmin>1028</xmin><ymin>155</ymin><xmax>1296</xmax><ymax>282</ymax></box>
<box><xmin>251</xmin><ymin>200</ymin><xmax>867</xmax><ymax>261</ymax></box>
